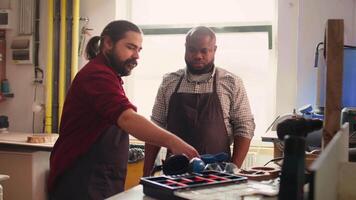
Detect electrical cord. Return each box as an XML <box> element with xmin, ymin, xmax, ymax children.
<box><xmin>265</xmin><ymin>115</ymin><xmax>280</xmax><ymax>133</ymax></box>
<box><xmin>314</xmin><ymin>42</ymin><xmax>324</xmax><ymax>68</ymax></box>
<box><xmin>263</xmin><ymin>156</ymin><xmax>284</xmax><ymax>167</ymax></box>
<box><xmin>314</xmin><ymin>42</ymin><xmax>356</xmax><ymax>68</ymax></box>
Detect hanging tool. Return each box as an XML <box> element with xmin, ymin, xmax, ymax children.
<box><xmin>78</xmin><ymin>17</ymin><xmax>93</xmax><ymax>56</ymax></box>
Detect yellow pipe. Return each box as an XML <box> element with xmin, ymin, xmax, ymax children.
<box><xmin>45</xmin><ymin>0</ymin><xmax>54</xmax><ymax>133</ymax></box>
<box><xmin>58</xmin><ymin>0</ymin><xmax>67</xmax><ymax>125</ymax></box>
<box><xmin>71</xmin><ymin>0</ymin><xmax>80</xmax><ymax>80</ymax></box>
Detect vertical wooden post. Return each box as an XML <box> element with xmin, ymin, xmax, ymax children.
<box><xmin>323</xmin><ymin>19</ymin><xmax>344</xmax><ymax>147</ymax></box>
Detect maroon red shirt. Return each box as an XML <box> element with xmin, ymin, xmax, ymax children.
<box><xmin>48</xmin><ymin>53</ymin><xmax>137</xmax><ymax>191</ymax></box>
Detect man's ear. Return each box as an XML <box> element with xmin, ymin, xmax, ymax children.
<box><xmin>102</xmin><ymin>36</ymin><xmax>113</xmax><ymax>51</ymax></box>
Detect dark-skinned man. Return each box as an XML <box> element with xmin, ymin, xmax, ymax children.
<box><xmin>144</xmin><ymin>26</ymin><xmax>255</xmax><ymax>176</ymax></box>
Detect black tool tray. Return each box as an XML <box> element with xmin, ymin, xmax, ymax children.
<box><xmin>140</xmin><ymin>170</ymin><xmax>248</xmax><ymax>200</ymax></box>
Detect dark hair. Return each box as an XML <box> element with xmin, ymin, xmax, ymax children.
<box><xmin>185</xmin><ymin>26</ymin><xmax>216</xmax><ymax>43</ymax></box>
<box><xmin>85</xmin><ymin>20</ymin><xmax>142</xmax><ymax>60</ymax></box>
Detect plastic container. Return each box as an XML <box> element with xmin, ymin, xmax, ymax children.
<box><xmin>0</xmin><ymin>79</ymin><xmax>9</xmax><ymax>94</ymax></box>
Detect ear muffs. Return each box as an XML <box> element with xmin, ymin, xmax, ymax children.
<box><xmin>162</xmin><ymin>154</ymin><xmax>207</xmax><ymax>175</ymax></box>
<box><xmin>160</xmin><ymin>152</ymin><xmax>229</xmax><ymax>176</ymax></box>
<box><xmin>162</xmin><ymin>154</ymin><xmax>190</xmax><ymax>175</ymax></box>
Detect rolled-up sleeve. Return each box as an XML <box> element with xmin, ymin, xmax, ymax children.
<box><xmin>151</xmin><ymin>80</ymin><xmax>168</xmax><ymax>128</ymax></box>
<box><xmin>230</xmin><ymin>77</ymin><xmax>255</xmax><ymax>139</ymax></box>
<box><xmin>151</xmin><ymin>74</ymin><xmax>172</xmax><ymax>129</ymax></box>
<box><xmin>81</xmin><ymin>70</ymin><xmax>137</xmax><ymax>125</ymax></box>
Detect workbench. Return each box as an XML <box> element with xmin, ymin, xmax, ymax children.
<box><xmin>107</xmin><ymin>183</ymin><xmax>278</xmax><ymax>200</ymax></box>
<box><xmin>0</xmin><ymin>133</ymin><xmax>145</xmax><ymax>200</ymax></box>
<box><xmin>0</xmin><ymin>132</ymin><xmax>56</xmax><ymax>200</ymax></box>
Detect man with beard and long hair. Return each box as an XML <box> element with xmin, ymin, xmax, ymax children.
<box><xmin>143</xmin><ymin>26</ymin><xmax>255</xmax><ymax>176</ymax></box>
<box><xmin>48</xmin><ymin>20</ymin><xmax>198</xmax><ymax>200</ymax></box>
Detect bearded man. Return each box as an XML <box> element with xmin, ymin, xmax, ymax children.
<box><xmin>48</xmin><ymin>20</ymin><xmax>198</xmax><ymax>200</ymax></box>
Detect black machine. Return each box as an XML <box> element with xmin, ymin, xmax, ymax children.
<box><xmin>276</xmin><ymin>118</ymin><xmax>323</xmax><ymax>140</ymax></box>
<box><xmin>276</xmin><ymin>118</ymin><xmax>323</xmax><ymax>200</ymax></box>
<box><xmin>341</xmin><ymin>107</ymin><xmax>356</xmax><ymax>145</ymax></box>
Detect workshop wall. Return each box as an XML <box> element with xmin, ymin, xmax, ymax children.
<box><xmin>277</xmin><ymin>0</ymin><xmax>356</xmax><ymax>116</ymax></box>
<box><xmin>1</xmin><ymin>0</ymin><xmax>356</xmax><ymax>133</ymax></box>
<box><xmin>296</xmin><ymin>0</ymin><xmax>356</xmax><ymax>110</ymax></box>
<box><xmin>0</xmin><ymin>0</ymin><xmax>117</xmax><ymax>133</ymax></box>
<box><xmin>0</xmin><ymin>0</ymin><xmax>46</xmax><ymax>132</ymax></box>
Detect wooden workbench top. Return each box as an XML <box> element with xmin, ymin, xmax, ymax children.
<box><xmin>0</xmin><ymin>132</ymin><xmax>58</xmax><ymax>149</ymax></box>
<box><xmin>0</xmin><ymin>133</ymin><xmax>144</xmax><ymax>150</ymax></box>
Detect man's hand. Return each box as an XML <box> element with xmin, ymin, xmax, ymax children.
<box><xmin>168</xmin><ymin>135</ymin><xmax>199</xmax><ymax>160</ymax></box>
<box><xmin>117</xmin><ymin>109</ymin><xmax>199</xmax><ymax>170</ymax></box>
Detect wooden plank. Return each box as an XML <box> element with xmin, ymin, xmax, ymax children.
<box><xmin>0</xmin><ymin>133</ymin><xmax>57</xmax><ymax>149</ymax></box>
<box><xmin>310</xmin><ymin>124</ymin><xmax>349</xmax><ymax>200</ymax></box>
<box><xmin>323</xmin><ymin>19</ymin><xmax>344</xmax><ymax>147</ymax></box>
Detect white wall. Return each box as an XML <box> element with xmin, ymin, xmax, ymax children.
<box><xmin>1</xmin><ymin>0</ymin><xmax>356</xmax><ymax>133</ymax></box>
<box><xmin>277</xmin><ymin>0</ymin><xmax>356</xmax><ymax>116</ymax></box>
<box><xmin>0</xmin><ymin>0</ymin><xmax>117</xmax><ymax>133</ymax></box>
<box><xmin>276</xmin><ymin>0</ymin><xmax>299</xmax><ymax>115</ymax></box>
<box><xmin>296</xmin><ymin>0</ymin><xmax>356</xmax><ymax>109</ymax></box>
<box><xmin>0</xmin><ymin>0</ymin><xmax>46</xmax><ymax>133</ymax></box>
<box><xmin>78</xmin><ymin>0</ymin><xmax>117</xmax><ymax>68</ymax></box>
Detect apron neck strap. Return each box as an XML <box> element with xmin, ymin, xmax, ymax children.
<box><xmin>174</xmin><ymin>75</ymin><xmax>185</xmax><ymax>93</ymax></box>
<box><xmin>173</xmin><ymin>70</ymin><xmax>218</xmax><ymax>93</ymax></box>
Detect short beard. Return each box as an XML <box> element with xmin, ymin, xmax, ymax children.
<box><xmin>186</xmin><ymin>60</ymin><xmax>215</xmax><ymax>75</ymax></box>
<box><xmin>106</xmin><ymin>50</ymin><xmax>137</xmax><ymax>77</ymax></box>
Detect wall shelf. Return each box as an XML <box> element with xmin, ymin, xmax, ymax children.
<box><xmin>0</xmin><ymin>93</ymin><xmax>14</xmax><ymax>101</ymax></box>
<box><xmin>2</xmin><ymin>93</ymin><xmax>13</xmax><ymax>97</ymax></box>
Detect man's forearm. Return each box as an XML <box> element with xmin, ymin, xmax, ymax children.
<box><xmin>117</xmin><ymin>109</ymin><xmax>174</xmax><ymax>148</ymax></box>
<box><xmin>232</xmin><ymin>136</ymin><xmax>251</xmax><ymax>168</ymax></box>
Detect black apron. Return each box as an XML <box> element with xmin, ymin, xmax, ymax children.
<box><xmin>166</xmin><ymin>72</ymin><xmax>231</xmax><ymax>158</ymax></box>
<box><xmin>50</xmin><ymin>125</ymin><xmax>129</xmax><ymax>200</ymax></box>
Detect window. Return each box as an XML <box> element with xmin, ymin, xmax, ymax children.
<box><xmin>125</xmin><ymin>0</ymin><xmax>276</xmax><ymax>139</ymax></box>
<box><xmin>131</xmin><ymin>0</ymin><xmax>275</xmax><ymax>25</ymax></box>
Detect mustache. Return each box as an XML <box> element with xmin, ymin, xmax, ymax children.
<box><xmin>186</xmin><ymin>61</ymin><xmax>215</xmax><ymax>75</ymax></box>
<box><xmin>124</xmin><ymin>59</ymin><xmax>138</xmax><ymax>67</ymax></box>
